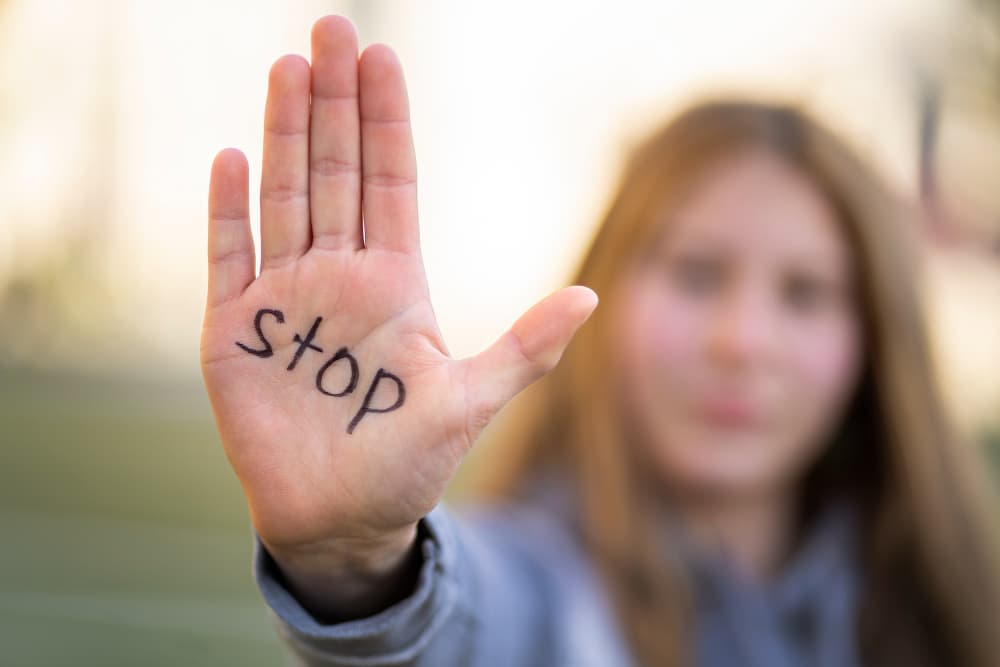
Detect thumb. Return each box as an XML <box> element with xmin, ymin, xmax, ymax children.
<box><xmin>460</xmin><ymin>285</ymin><xmax>599</xmax><ymax>442</ymax></box>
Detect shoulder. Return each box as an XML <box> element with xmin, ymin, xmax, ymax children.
<box><xmin>449</xmin><ymin>471</ymin><xmax>588</xmax><ymax>580</ymax></box>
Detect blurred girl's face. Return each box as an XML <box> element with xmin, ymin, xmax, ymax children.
<box><xmin>616</xmin><ymin>150</ymin><xmax>862</xmax><ymax>501</ymax></box>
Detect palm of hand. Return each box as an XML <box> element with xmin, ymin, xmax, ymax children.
<box><xmin>203</xmin><ymin>247</ymin><xmax>463</xmax><ymax>550</ymax></box>
<box><xmin>200</xmin><ymin>16</ymin><xmax>597</xmax><ymax>556</ymax></box>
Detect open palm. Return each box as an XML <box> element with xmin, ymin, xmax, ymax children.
<box><xmin>200</xmin><ymin>16</ymin><xmax>597</xmax><ymax>561</ymax></box>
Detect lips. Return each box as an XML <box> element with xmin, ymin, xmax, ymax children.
<box><xmin>699</xmin><ymin>398</ymin><xmax>762</xmax><ymax>428</ymax></box>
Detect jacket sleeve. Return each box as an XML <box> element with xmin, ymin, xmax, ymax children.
<box><xmin>252</xmin><ymin>502</ymin><xmax>563</xmax><ymax>667</ymax></box>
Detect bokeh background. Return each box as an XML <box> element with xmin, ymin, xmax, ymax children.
<box><xmin>2</xmin><ymin>1</ymin><xmax>999</xmax><ymax>665</ymax></box>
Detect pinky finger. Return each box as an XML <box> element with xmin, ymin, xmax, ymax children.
<box><xmin>207</xmin><ymin>148</ymin><xmax>256</xmax><ymax>308</ymax></box>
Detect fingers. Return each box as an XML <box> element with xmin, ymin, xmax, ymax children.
<box><xmin>260</xmin><ymin>55</ymin><xmax>312</xmax><ymax>269</ymax></box>
<box><xmin>358</xmin><ymin>44</ymin><xmax>419</xmax><ymax>254</ymax></box>
<box><xmin>309</xmin><ymin>16</ymin><xmax>363</xmax><ymax>252</ymax></box>
<box><xmin>207</xmin><ymin>149</ymin><xmax>255</xmax><ymax>307</ymax></box>
<box><xmin>461</xmin><ymin>286</ymin><xmax>599</xmax><ymax>439</ymax></box>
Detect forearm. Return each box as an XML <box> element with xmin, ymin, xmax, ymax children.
<box><xmin>254</xmin><ymin>502</ymin><xmax>586</xmax><ymax>667</ymax></box>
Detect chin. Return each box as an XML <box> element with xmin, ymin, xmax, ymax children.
<box><xmin>651</xmin><ymin>442</ymin><xmax>786</xmax><ymax>500</ymax></box>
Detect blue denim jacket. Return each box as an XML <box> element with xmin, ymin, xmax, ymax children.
<box><xmin>253</xmin><ymin>482</ymin><xmax>861</xmax><ymax>666</ymax></box>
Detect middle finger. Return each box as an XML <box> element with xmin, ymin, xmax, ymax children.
<box><xmin>308</xmin><ymin>15</ymin><xmax>363</xmax><ymax>252</ymax></box>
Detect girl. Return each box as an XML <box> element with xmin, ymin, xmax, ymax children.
<box><xmin>201</xmin><ymin>15</ymin><xmax>1000</xmax><ymax>666</ymax></box>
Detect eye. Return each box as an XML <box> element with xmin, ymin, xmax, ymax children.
<box><xmin>784</xmin><ymin>274</ymin><xmax>831</xmax><ymax>312</ymax></box>
<box><xmin>669</xmin><ymin>255</ymin><xmax>723</xmax><ymax>295</ymax></box>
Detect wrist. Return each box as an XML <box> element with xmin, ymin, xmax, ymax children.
<box><xmin>263</xmin><ymin>522</ymin><xmax>423</xmax><ymax>623</ymax></box>
<box><xmin>266</xmin><ymin>523</ymin><xmax>419</xmax><ymax>578</ymax></box>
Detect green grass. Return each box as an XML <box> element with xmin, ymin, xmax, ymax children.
<box><xmin>0</xmin><ymin>365</ymin><xmax>289</xmax><ymax>666</ymax></box>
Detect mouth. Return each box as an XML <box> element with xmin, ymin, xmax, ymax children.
<box><xmin>698</xmin><ymin>398</ymin><xmax>763</xmax><ymax>428</ymax></box>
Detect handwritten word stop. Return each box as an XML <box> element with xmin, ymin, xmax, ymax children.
<box><xmin>235</xmin><ymin>308</ymin><xmax>406</xmax><ymax>434</ymax></box>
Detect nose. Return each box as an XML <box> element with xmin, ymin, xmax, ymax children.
<box><xmin>707</xmin><ymin>283</ymin><xmax>776</xmax><ymax>370</ymax></box>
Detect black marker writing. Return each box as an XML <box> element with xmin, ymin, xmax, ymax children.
<box><xmin>236</xmin><ymin>308</ymin><xmax>285</xmax><ymax>357</ymax></box>
<box><xmin>316</xmin><ymin>347</ymin><xmax>360</xmax><ymax>397</ymax></box>
<box><xmin>237</xmin><ymin>307</ymin><xmax>408</xmax><ymax>433</ymax></box>
<box><xmin>287</xmin><ymin>317</ymin><xmax>324</xmax><ymax>371</ymax></box>
<box><xmin>347</xmin><ymin>369</ymin><xmax>405</xmax><ymax>434</ymax></box>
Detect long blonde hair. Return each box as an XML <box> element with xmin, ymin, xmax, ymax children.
<box><xmin>471</xmin><ymin>99</ymin><xmax>1000</xmax><ymax>666</ymax></box>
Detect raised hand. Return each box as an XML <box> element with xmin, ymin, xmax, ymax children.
<box><xmin>200</xmin><ymin>15</ymin><xmax>597</xmax><ymax>616</ymax></box>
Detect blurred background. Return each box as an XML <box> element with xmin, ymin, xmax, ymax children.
<box><xmin>1</xmin><ymin>0</ymin><xmax>998</xmax><ymax>664</ymax></box>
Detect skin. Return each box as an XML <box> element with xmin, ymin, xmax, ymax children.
<box><xmin>615</xmin><ymin>150</ymin><xmax>864</xmax><ymax>579</ymax></box>
<box><xmin>201</xmin><ymin>15</ymin><xmax>598</xmax><ymax>621</ymax></box>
